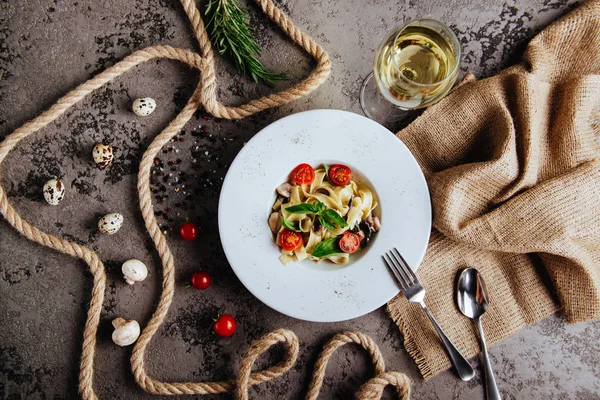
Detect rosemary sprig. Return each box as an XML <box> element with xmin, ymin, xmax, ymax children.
<box><xmin>205</xmin><ymin>0</ymin><xmax>287</xmax><ymax>85</ymax></box>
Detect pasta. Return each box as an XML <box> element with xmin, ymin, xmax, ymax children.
<box><xmin>268</xmin><ymin>163</ymin><xmax>381</xmax><ymax>265</ymax></box>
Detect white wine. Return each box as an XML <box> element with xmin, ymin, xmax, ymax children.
<box><xmin>374</xmin><ymin>24</ymin><xmax>458</xmax><ymax>109</ymax></box>
<box><xmin>360</xmin><ymin>19</ymin><xmax>460</xmax><ymax>122</ymax></box>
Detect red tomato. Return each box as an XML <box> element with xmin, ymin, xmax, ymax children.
<box><xmin>190</xmin><ymin>271</ymin><xmax>211</xmax><ymax>290</ymax></box>
<box><xmin>213</xmin><ymin>314</ymin><xmax>236</xmax><ymax>337</ymax></box>
<box><xmin>329</xmin><ymin>164</ymin><xmax>352</xmax><ymax>186</ymax></box>
<box><xmin>339</xmin><ymin>231</ymin><xmax>360</xmax><ymax>254</ymax></box>
<box><xmin>180</xmin><ymin>222</ymin><xmax>198</xmax><ymax>241</ymax></box>
<box><xmin>279</xmin><ymin>229</ymin><xmax>303</xmax><ymax>251</ymax></box>
<box><xmin>292</xmin><ymin>163</ymin><xmax>315</xmax><ymax>185</ymax></box>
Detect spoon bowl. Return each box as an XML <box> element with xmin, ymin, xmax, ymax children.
<box><xmin>456</xmin><ymin>267</ymin><xmax>489</xmax><ymax>319</ymax></box>
<box><xmin>456</xmin><ymin>268</ymin><xmax>502</xmax><ymax>400</ymax></box>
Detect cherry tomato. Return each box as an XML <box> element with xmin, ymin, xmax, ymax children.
<box><xmin>339</xmin><ymin>231</ymin><xmax>360</xmax><ymax>254</ymax></box>
<box><xmin>190</xmin><ymin>271</ymin><xmax>211</xmax><ymax>290</ymax></box>
<box><xmin>329</xmin><ymin>164</ymin><xmax>352</xmax><ymax>186</ymax></box>
<box><xmin>180</xmin><ymin>222</ymin><xmax>198</xmax><ymax>241</ymax></box>
<box><xmin>279</xmin><ymin>229</ymin><xmax>303</xmax><ymax>251</ymax></box>
<box><xmin>292</xmin><ymin>163</ymin><xmax>315</xmax><ymax>185</ymax></box>
<box><xmin>213</xmin><ymin>314</ymin><xmax>237</xmax><ymax>337</ymax></box>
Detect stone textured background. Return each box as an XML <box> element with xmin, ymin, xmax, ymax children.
<box><xmin>1</xmin><ymin>0</ymin><xmax>599</xmax><ymax>399</ymax></box>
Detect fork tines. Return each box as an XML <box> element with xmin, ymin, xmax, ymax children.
<box><xmin>382</xmin><ymin>248</ymin><xmax>419</xmax><ymax>289</ymax></box>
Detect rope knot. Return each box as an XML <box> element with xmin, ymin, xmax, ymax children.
<box><xmin>355</xmin><ymin>371</ymin><xmax>412</xmax><ymax>400</ymax></box>
<box><xmin>234</xmin><ymin>328</ymin><xmax>299</xmax><ymax>400</ymax></box>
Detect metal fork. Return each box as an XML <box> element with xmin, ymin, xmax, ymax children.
<box><xmin>383</xmin><ymin>248</ymin><xmax>475</xmax><ymax>381</ymax></box>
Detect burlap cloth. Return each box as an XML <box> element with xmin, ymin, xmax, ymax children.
<box><xmin>386</xmin><ymin>0</ymin><xmax>600</xmax><ymax>380</ymax></box>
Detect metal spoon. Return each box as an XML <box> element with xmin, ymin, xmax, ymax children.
<box><xmin>456</xmin><ymin>268</ymin><xmax>502</xmax><ymax>400</ymax></box>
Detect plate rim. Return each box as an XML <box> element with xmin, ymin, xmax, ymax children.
<box><xmin>218</xmin><ymin>109</ymin><xmax>431</xmax><ymax>322</ymax></box>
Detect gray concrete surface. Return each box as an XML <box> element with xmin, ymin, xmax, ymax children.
<box><xmin>1</xmin><ymin>0</ymin><xmax>599</xmax><ymax>399</ymax></box>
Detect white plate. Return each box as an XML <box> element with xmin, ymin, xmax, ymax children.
<box><xmin>218</xmin><ymin>109</ymin><xmax>431</xmax><ymax>322</ymax></box>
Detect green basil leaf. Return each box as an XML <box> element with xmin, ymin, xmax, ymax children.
<box><xmin>322</xmin><ymin>209</ymin><xmax>348</xmax><ymax>228</ymax></box>
<box><xmin>281</xmin><ymin>217</ymin><xmax>301</xmax><ymax>232</ymax></box>
<box><xmin>318</xmin><ymin>214</ymin><xmax>336</xmax><ymax>230</ymax></box>
<box><xmin>285</xmin><ymin>203</ymin><xmax>318</xmax><ymax>214</ymax></box>
<box><xmin>323</xmin><ymin>164</ymin><xmax>332</xmax><ymax>184</ymax></box>
<box><xmin>315</xmin><ymin>201</ymin><xmax>325</xmax><ymax>213</ymax></box>
<box><xmin>311</xmin><ymin>237</ymin><xmax>343</xmax><ymax>258</ymax></box>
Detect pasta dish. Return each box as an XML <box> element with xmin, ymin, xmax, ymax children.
<box><xmin>268</xmin><ymin>163</ymin><xmax>381</xmax><ymax>265</ymax></box>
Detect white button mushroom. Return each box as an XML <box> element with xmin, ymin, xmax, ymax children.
<box><xmin>43</xmin><ymin>179</ymin><xmax>65</xmax><ymax>206</ymax></box>
<box><xmin>111</xmin><ymin>317</ymin><xmax>140</xmax><ymax>347</ymax></box>
<box><xmin>268</xmin><ymin>212</ymin><xmax>281</xmax><ymax>233</ymax></box>
<box><xmin>132</xmin><ymin>97</ymin><xmax>156</xmax><ymax>116</ymax></box>
<box><xmin>122</xmin><ymin>259</ymin><xmax>148</xmax><ymax>285</ymax></box>
<box><xmin>276</xmin><ymin>183</ymin><xmax>292</xmax><ymax>198</ymax></box>
<box><xmin>92</xmin><ymin>143</ymin><xmax>114</xmax><ymax>168</ymax></box>
<box><xmin>98</xmin><ymin>213</ymin><xmax>123</xmax><ymax>235</ymax></box>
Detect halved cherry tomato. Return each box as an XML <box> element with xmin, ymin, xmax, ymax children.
<box><xmin>339</xmin><ymin>231</ymin><xmax>360</xmax><ymax>254</ymax></box>
<box><xmin>329</xmin><ymin>164</ymin><xmax>352</xmax><ymax>186</ymax></box>
<box><xmin>292</xmin><ymin>163</ymin><xmax>315</xmax><ymax>185</ymax></box>
<box><xmin>279</xmin><ymin>228</ymin><xmax>303</xmax><ymax>251</ymax></box>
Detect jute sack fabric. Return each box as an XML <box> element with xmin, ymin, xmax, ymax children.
<box><xmin>386</xmin><ymin>0</ymin><xmax>600</xmax><ymax>379</ymax></box>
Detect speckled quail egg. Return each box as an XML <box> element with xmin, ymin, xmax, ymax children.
<box><xmin>98</xmin><ymin>213</ymin><xmax>123</xmax><ymax>235</ymax></box>
<box><xmin>43</xmin><ymin>179</ymin><xmax>65</xmax><ymax>206</ymax></box>
<box><xmin>132</xmin><ymin>97</ymin><xmax>156</xmax><ymax>116</ymax></box>
<box><xmin>92</xmin><ymin>143</ymin><xmax>113</xmax><ymax>168</ymax></box>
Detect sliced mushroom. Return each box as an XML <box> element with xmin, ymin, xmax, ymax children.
<box><xmin>276</xmin><ymin>183</ymin><xmax>292</xmax><ymax>198</ymax></box>
<box><xmin>359</xmin><ymin>221</ymin><xmax>373</xmax><ymax>245</ymax></box>
<box><xmin>268</xmin><ymin>212</ymin><xmax>282</xmax><ymax>233</ymax></box>
<box><xmin>365</xmin><ymin>215</ymin><xmax>374</xmax><ymax>230</ymax></box>
<box><xmin>365</xmin><ymin>214</ymin><xmax>381</xmax><ymax>233</ymax></box>
<box><xmin>372</xmin><ymin>216</ymin><xmax>381</xmax><ymax>232</ymax></box>
<box><xmin>315</xmin><ymin>188</ymin><xmax>329</xmax><ymax>195</ymax></box>
<box><xmin>357</xmin><ymin>229</ymin><xmax>366</xmax><ymax>241</ymax></box>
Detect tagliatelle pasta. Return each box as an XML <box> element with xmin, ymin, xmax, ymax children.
<box><xmin>268</xmin><ymin>163</ymin><xmax>381</xmax><ymax>265</ymax></box>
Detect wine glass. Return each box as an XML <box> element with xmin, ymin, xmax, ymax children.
<box><xmin>360</xmin><ymin>19</ymin><xmax>461</xmax><ymax>129</ymax></box>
